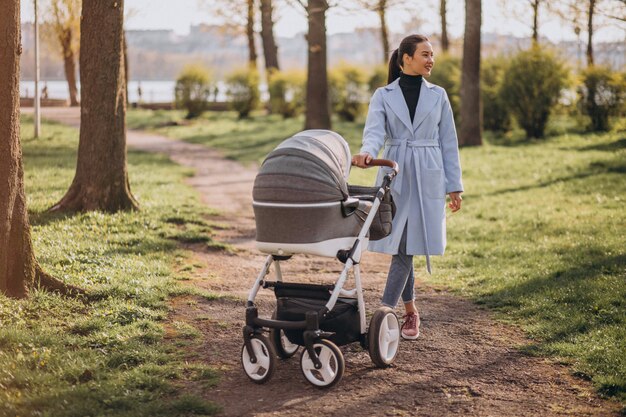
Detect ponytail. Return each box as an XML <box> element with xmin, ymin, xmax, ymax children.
<box><xmin>387</xmin><ymin>49</ymin><xmax>401</xmax><ymax>84</ymax></box>
<box><xmin>386</xmin><ymin>34</ymin><xmax>430</xmax><ymax>85</ymax></box>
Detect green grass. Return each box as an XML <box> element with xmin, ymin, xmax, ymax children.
<box><xmin>0</xmin><ymin>117</ymin><xmax>221</xmax><ymax>417</ymax></box>
<box><xmin>128</xmin><ymin>108</ymin><xmax>626</xmax><ymax>404</ymax></box>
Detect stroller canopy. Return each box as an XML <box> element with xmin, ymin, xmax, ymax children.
<box><xmin>253</xmin><ymin>130</ymin><xmax>352</xmax><ymax>204</ymax></box>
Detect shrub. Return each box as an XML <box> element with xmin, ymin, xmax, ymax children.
<box><xmin>226</xmin><ymin>69</ymin><xmax>260</xmax><ymax>119</ymax></box>
<box><xmin>481</xmin><ymin>56</ymin><xmax>511</xmax><ymax>132</ymax></box>
<box><xmin>329</xmin><ymin>64</ymin><xmax>368</xmax><ymax>122</ymax></box>
<box><xmin>428</xmin><ymin>54</ymin><xmax>461</xmax><ymax>123</ymax></box>
<box><xmin>368</xmin><ymin>65</ymin><xmax>388</xmax><ymax>93</ymax></box>
<box><xmin>174</xmin><ymin>65</ymin><xmax>212</xmax><ymax>119</ymax></box>
<box><xmin>501</xmin><ymin>46</ymin><xmax>569</xmax><ymax>138</ymax></box>
<box><xmin>578</xmin><ymin>66</ymin><xmax>626</xmax><ymax>132</ymax></box>
<box><xmin>267</xmin><ymin>70</ymin><xmax>306</xmax><ymax>118</ymax></box>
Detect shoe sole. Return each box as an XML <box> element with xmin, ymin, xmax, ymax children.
<box><xmin>401</xmin><ymin>332</ymin><xmax>419</xmax><ymax>340</ymax></box>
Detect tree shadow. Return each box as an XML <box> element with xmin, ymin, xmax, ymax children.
<box><xmin>579</xmin><ymin>137</ymin><xmax>626</xmax><ymax>152</ymax></box>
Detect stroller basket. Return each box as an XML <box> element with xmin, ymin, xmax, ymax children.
<box><xmin>347</xmin><ymin>185</ymin><xmax>395</xmax><ymax>241</ymax></box>
<box><xmin>273</xmin><ymin>282</ymin><xmax>360</xmax><ymax>347</ymax></box>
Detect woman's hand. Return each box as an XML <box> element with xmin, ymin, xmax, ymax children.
<box><xmin>448</xmin><ymin>192</ymin><xmax>462</xmax><ymax>212</ymax></box>
<box><xmin>351</xmin><ymin>152</ymin><xmax>373</xmax><ymax>168</ymax></box>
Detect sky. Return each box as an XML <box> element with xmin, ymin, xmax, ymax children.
<box><xmin>20</xmin><ymin>0</ymin><xmax>626</xmax><ymax>43</ymax></box>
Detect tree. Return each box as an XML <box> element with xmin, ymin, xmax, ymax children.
<box><xmin>247</xmin><ymin>0</ymin><xmax>258</xmax><ymax>67</ymax></box>
<box><xmin>1</xmin><ymin>0</ymin><xmax>82</xmax><ymax>298</ymax></box>
<box><xmin>459</xmin><ymin>0</ymin><xmax>482</xmax><ymax>146</ymax></box>
<box><xmin>587</xmin><ymin>0</ymin><xmax>596</xmax><ymax>65</ymax></box>
<box><xmin>259</xmin><ymin>0</ymin><xmax>280</xmax><ymax>71</ymax></box>
<box><xmin>51</xmin><ymin>0</ymin><xmax>138</xmax><ymax>212</ymax></box>
<box><xmin>42</xmin><ymin>0</ymin><xmax>81</xmax><ymax>106</ymax></box>
<box><xmin>440</xmin><ymin>0</ymin><xmax>449</xmax><ymax>51</ymax></box>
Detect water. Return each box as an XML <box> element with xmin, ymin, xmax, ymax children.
<box><xmin>20</xmin><ymin>80</ymin><xmax>178</xmax><ymax>103</ymax></box>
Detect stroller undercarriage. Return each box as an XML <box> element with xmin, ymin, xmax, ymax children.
<box><xmin>242</xmin><ymin>130</ymin><xmax>400</xmax><ymax>388</ymax></box>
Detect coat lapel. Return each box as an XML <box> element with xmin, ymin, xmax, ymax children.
<box><xmin>412</xmin><ymin>79</ymin><xmax>439</xmax><ymax>132</ymax></box>
<box><xmin>383</xmin><ymin>79</ymin><xmax>413</xmax><ymax>132</ymax></box>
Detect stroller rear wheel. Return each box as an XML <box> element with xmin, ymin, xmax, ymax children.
<box><xmin>300</xmin><ymin>339</ymin><xmax>344</xmax><ymax>388</ymax></box>
<box><xmin>270</xmin><ymin>311</ymin><xmax>300</xmax><ymax>359</ymax></box>
<box><xmin>241</xmin><ymin>334</ymin><xmax>276</xmax><ymax>384</ymax></box>
<box><xmin>368</xmin><ymin>307</ymin><xmax>400</xmax><ymax>367</ymax></box>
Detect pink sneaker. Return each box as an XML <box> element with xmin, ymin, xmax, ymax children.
<box><xmin>401</xmin><ymin>312</ymin><xmax>420</xmax><ymax>340</ymax></box>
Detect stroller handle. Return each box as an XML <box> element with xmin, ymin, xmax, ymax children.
<box><xmin>366</xmin><ymin>159</ymin><xmax>399</xmax><ymax>177</ymax></box>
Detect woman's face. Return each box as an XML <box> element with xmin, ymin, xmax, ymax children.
<box><xmin>402</xmin><ymin>42</ymin><xmax>435</xmax><ymax>77</ymax></box>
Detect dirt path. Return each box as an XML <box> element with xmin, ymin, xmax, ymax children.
<box><xmin>27</xmin><ymin>107</ymin><xmax>621</xmax><ymax>416</ymax></box>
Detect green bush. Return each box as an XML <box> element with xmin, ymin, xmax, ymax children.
<box><xmin>226</xmin><ymin>69</ymin><xmax>260</xmax><ymax>119</ymax></box>
<box><xmin>368</xmin><ymin>65</ymin><xmax>388</xmax><ymax>93</ymax></box>
<box><xmin>174</xmin><ymin>65</ymin><xmax>212</xmax><ymax>119</ymax></box>
<box><xmin>481</xmin><ymin>56</ymin><xmax>511</xmax><ymax>132</ymax></box>
<box><xmin>329</xmin><ymin>64</ymin><xmax>368</xmax><ymax>122</ymax></box>
<box><xmin>578</xmin><ymin>66</ymin><xmax>626</xmax><ymax>132</ymax></box>
<box><xmin>501</xmin><ymin>46</ymin><xmax>569</xmax><ymax>138</ymax></box>
<box><xmin>267</xmin><ymin>69</ymin><xmax>306</xmax><ymax>118</ymax></box>
<box><xmin>428</xmin><ymin>54</ymin><xmax>461</xmax><ymax>123</ymax></box>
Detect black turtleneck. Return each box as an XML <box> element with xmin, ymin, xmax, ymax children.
<box><xmin>399</xmin><ymin>72</ymin><xmax>423</xmax><ymax>123</ymax></box>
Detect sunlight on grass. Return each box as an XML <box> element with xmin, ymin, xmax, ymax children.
<box><xmin>0</xmin><ymin>117</ymin><xmax>221</xmax><ymax>417</ymax></box>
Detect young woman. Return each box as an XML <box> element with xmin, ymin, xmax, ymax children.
<box><xmin>352</xmin><ymin>34</ymin><xmax>464</xmax><ymax>340</ymax></box>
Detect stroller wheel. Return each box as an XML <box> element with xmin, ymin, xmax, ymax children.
<box><xmin>270</xmin><ymin>311</ymin><xmax>300</xmax><ymax>359</ymax></box>
<box><xmin>368</xmin><ymin>307</ymin><xmax>400</xmax><ymax>368</ymax></box>
<box><xmin>241</xmin><ymin>334</ymin><xmax>276</xmax><ymax>384</ymax></box>
<box><xmin>300</xmin><ymin>339</ymin><xmax>344</xmax><ymax>388</ymax></box>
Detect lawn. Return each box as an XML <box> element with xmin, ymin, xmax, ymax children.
<box><xmin>0</xmin><ymin>117</ymin><xmax>222</xmax><ymax>417</ymax></box>
<box><xmin>128</xmin><ymin>108</ymin><xmax>626</xmax><ymax>404</ymax></box>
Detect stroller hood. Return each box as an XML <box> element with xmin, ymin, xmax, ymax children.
<box><xmin>253</xmin><ymin>130</ymin><xmax>351</xmax><ymax>203</ymax></box>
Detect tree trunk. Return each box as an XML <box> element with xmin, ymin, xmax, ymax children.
<box><xmin>0</xmin><ymin>1</ymin><xmax>34</xmax><ymax>298</ymax></box>
<box><xmin>1</xmin><ymin>1</ymin><xmax>83</xmax><ymax>298</ymax></box>
<box><xmin>259</xmin><ymin>0</ymin><xmax>279</xmax><ymax>71</ymax></box>
<box><xmin>587</xmin><ymin>0</ymin><xmax>595</xmax><ymax>66</ymax></box>
<box><xmin>377</xmin><ymin>0</ymin><xmax>390</xmax><ymax>63</ymax></box>
<box><xmin>459</xmin><ymin>0</ymin><xmax>482</xmax><ymax>146</ymax></box>
<box><xmin>531</xmin><ymin>0</ymin><xmax>539</xmax><ymax>43</ymax></box>
<box><xmin>305</xmin><ymin>0</ymin><xmax>331</xmax><ymax>130</ymax></box>
<box><xmin>124</xmin><ymin>30</ymin><xmax>129</xmax><ymax>106</ymax></box>
<box><xmin>247</xmin><ymin>0</ymin><xmax>258</xmax><ymax>68</ymax></box>
<box><xmin>51</xmin><ymin>0</ymin><xmax>139</xmax><ymax>213</ymax></box>
<box><xmin>60</xmin><ymin>29</ymin><xmax>80</xmax><ymax>106</ymax></box>
<box><xmin>440</xmin><ymin>0</ymin><xmax>449</xmax><ymax>52</ymax></box>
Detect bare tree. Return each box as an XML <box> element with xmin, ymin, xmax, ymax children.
<box><xmin>247</xmin><ymin>0</ymin><xmax>258</xmax><ymax>67</ymax></box>
<box><xmin>459</xmin><ymin>0</ymin><xmax>482</xmax><ymax>146</ymax></box>
<box><xmin>1</xmin><ymin>0</ymin><xmax>82</xmax><ymax>298</ymax></box>
<box><xmin>587</xmin><ymin>0</ymin><xmax>596</xmax><ymax>65</ymax></box>
<box><xmin>51</xmin><ymin>0</ymin><xmax>138</xmax><ymax>212</ymax></box>
<box><xmin>441</xmin><ymin>0</ymin><xmax>449</xmax><ymax>51</ymax></box>
<box><xmin>42</xmin><ymin>0</ymin><xmax>81</xmax><ymax>106</ymax></box>
<box><xmin>259</xmin><ymin>0</ymin><xmax>280</xmax><ymax>71</ymax></box>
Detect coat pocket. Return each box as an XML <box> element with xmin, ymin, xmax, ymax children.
<box><xmin>423</xmin><ymin>168</ymin><xmax>445</xmax><ymax>199</ymax></box>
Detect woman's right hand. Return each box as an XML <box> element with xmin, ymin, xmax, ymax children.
<box><xmin>351</xmin><ymin>152</ymin><xmax>373</xmax><ymax>168</ymax></box>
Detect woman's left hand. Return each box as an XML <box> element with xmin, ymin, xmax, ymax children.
<box><xmin>448</xmin><ymin>192</ymin><xmax>462</xmax><ymax>212</ymax></box>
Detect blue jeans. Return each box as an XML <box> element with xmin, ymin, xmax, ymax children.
<box><xmin>381</xmin><ymin>225</ymin><xmax>415</xmax><ymax>307</ymax></box>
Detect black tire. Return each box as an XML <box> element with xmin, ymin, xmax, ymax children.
<box><xmin>270</xmin><ymin>311</ymin><xmax>300</xmax><ymax>359</ymax></box>
<box><xmin>300</xmin><ymin>339</ymin><xmax>345</xmax><ymax>388</ymax></box>
<box><xmin>241</xmin><ymin>334</ymin><xmax>276</xmax><ymax>384</ymax></box>
<box><xmin>368</xmin><ymin>307</ymin><xmax>400</xmax><ymax>368</ymax></box>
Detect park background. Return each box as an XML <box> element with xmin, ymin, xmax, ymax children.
<box><xmin>2</xmin><ymin>0</ymin><xmax>626</xmax><ymax>415</ymax></box>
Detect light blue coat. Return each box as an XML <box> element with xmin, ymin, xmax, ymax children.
<box><xmin>360</xmin><ymin>77</ymin><xmax>464</xmax><ymax>272</ymax></box>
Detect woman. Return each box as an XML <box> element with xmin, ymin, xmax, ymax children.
<box><xmin>351</xmin><ymin>34</ymin><xmax>463</xmax><ymax>340</ymax></box>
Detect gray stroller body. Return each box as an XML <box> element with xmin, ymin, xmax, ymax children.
<box><xmin>242</xmin><ymin>129</ymin><xmax>401</xmax><ymax>388</ymax></box>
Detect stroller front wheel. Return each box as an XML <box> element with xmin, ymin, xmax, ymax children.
<box><xmin>241</xmin><ymin>334</ymin><xmax>277</xmax><ymax>384</ymax></box>
<box><xmin>368</xmin><ymin>307</ymin><xmax>400</xmax><ymax>367</ymax></box>
<box><xmin>300</xmin><ymin>339</ymin><xmax>344</xmax><ymax>388</ymax></box>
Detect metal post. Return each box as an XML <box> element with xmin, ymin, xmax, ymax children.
<box><xmin>34</xmin><ymin>0</ymin><xmax>41</xmax><ymax>138</ymax></box>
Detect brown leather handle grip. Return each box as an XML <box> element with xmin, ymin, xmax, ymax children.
<box><xmin>366</xmin><ymin>159</ymin><xmax>399</xmax><ymax>176</ymax></box>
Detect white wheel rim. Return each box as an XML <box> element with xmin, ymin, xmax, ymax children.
<box><xmin>301</xmin><ymin>344</ymin><xmax>339</xmax><ymax>386</ymax></box>
<box><xmin>281</xmin><ymin>331</ymin><xmax>299</xmax><ymax>354</ymax></box>
<box><xmin>242</xmin><ymin>338</ymin><xmax>271</xmax><ymax>380</ymax></box>
<box><xmin>378</xmin><ymin>313</ymin><xmax>399</xmax><ymax>363</ymax></box>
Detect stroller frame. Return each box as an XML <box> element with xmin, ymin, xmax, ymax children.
<box><xmin>243</xmin><ymin>159</ymin><xmax>400</xmax><ymax>387</ymax></box>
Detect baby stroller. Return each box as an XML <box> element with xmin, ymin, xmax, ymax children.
<box><xmin>242</xmin><ymin>129</ymin><xmax>400</xmax><ymax>388</ymax></box>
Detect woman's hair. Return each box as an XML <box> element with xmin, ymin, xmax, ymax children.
<box><xmin>387</xmin><ymin>34</ymin><xmax>430</xmax><ymax>84</ymax></box>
